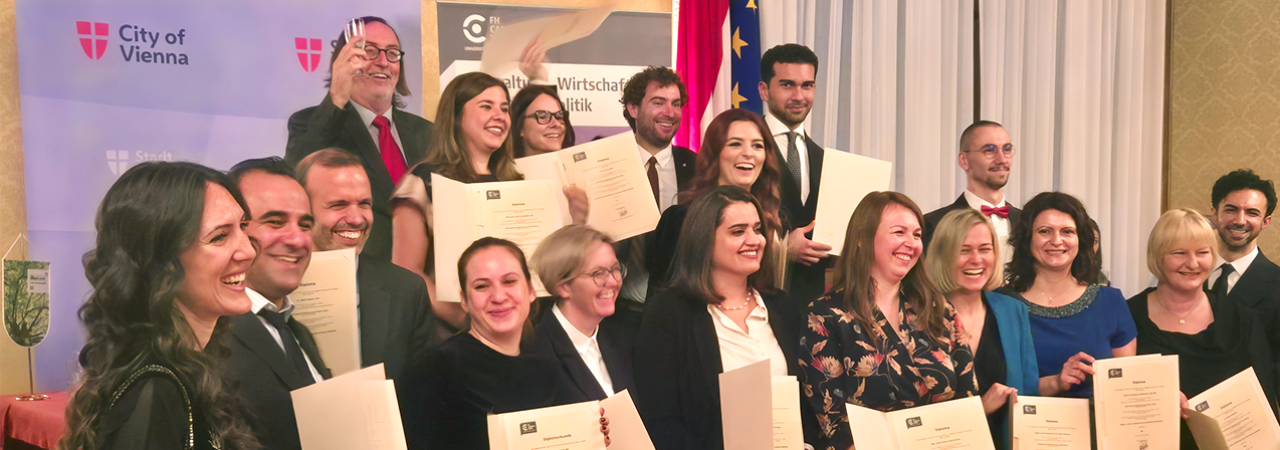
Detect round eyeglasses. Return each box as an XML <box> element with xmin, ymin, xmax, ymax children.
<box><xmin>577</xmin><ymin>265</ymin><xmax>626</xmax><ymax>287</ymax></box>
<box><xmin>524</xmin><ymin>110</ymin><xmax>566</xmax><ymax>125</ymax></box>
<box><xmin>964</xmin><ymin>143</ymin><xmax>1015</xmax><ymax>159</ymax></box>
<box><xmin>362</xmin><ymin>46</ymin><xmax>405</xmax><ymax>63</ymax></box>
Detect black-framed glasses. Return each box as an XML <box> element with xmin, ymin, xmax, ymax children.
<box><xmin>524</xmin><ymin>110</ymin><xmax>566</xmax><ymax>125</ymax></box>
<box><xmin>362</xmin><ymin>46</ymin><xmax>405</xmax><ymax>63</ymax></box>
<box><xmin>965</xmin><ymin>143</ymin><xmax>1015</xmax><ymax>159</ymax></box>
<box><xmin>578</xmin><ymin>265</ymin><xmax>625</xmax><ymax>287</ymax></box>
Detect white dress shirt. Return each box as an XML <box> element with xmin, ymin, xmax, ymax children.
<box><xmin>765</xmin><ymin>112</ymin><xmax>811</xmax><ymax>204</ymax></box>
<box><xmin>707</xmin><ymin>291</ymin><xmax>788</xmax><ymax>376</ymax></box>
<box><xmin>552</xmin><ymin>303</ymin><xmax>614</xmax><ymax>395</ymax></box>
<box><xmin>963</xmin><ymin>189</ymin><xmax>1013</xmax><ymax>265</ymax></box>
<box><xmin>637</xmin><ymin>142</ymin><xmax>679</xmax><ymax>213</ymax></box>
<box><xmin>351</xmin><ymin>101</ymin><xmax>406</xmax><ymax>160</ymax></box>
<box><xmin>1208</xmin><ymin>246</ymin><xmax>1260</xmax><ymax>295</ymax></box>
<box><xmin>247</xmin><ymin>288</ymin><xmax>324</xmax><ymax>383</ymax></box>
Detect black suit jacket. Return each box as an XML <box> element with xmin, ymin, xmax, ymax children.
<box><xmin>777</xmin><ymin>135</ymin><xmax>829</xmax><ymax>306</ymax></box>
<box><xmin>632</xmin><ymin>288</ymin><xmax>805</xmax><ymax>450</ymax></box>
<box><xmin>285</xmin><ymin>94</ymin><xmax>435</xmax><ymax>262</ymax></box>
<box><xmin>614</xmin><ymin>145</ymin><xmax>697</xmax><ymax>301</ymax></box>
<box><xmin>225</xmin><ymin>312</ymin><xmax>331</xmax><ymax>450</ymax></box>
<box><xmin>923</xmin><ymin>194</ymin><xmax>1023</xmax><ymax>250</ymax></box>
<box><xmin>356</xmin><ymin>255</ymin><xmax>437</xmax><ymax>381</ymax></box>
<box><xmin>1223</xmin><ymin>250</ymin><xmax>1280</xmax><ymax>377</ymax></box>
<box><xmin>530</xmin><ymin>299</ymin><xmax>638</xmax><ymax>402</ymax></box>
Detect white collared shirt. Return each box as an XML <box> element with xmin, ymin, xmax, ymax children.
<box><xmin>247</xmin><ymin>288</ymin><xmax>324</xmax><ymax>383</ymax></box>
<box><xmin>350</xmin><ymin>101</ymin><xmax>406</xmax><ymax>160</ymax></box>
<box><xmin>636</xmin><ymin>142</ymin><xmax>678</xmax><ymax>213</ymax></box>
<box><xmin>1208</xmin><ymin>246</ymin><xmax>1260</xmax><ymax>295</ymax></box>
<box><xmin>765</xmin><ymin>112</ymin><xmax>811</xmax><ymax>204</ymax></box>
<box><xmin>963</xmin><ymin>190</ymin><xmax>1013</xmax><ymax>265</ymax></box>
<box><xmin>707</xmin><ymin>291</ymin><xmax>788</xmax><ymax>376</ymax></box>
<box><xmin>552</xmin><ymin>303</ymin><xmax>614</xmax><ymax>395</ymax></box>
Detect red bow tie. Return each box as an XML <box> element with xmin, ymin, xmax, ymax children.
<box><xmin>981</xmin><ymin>205</ymin><xmax>1009</xmax><ymax>219</ymax></box>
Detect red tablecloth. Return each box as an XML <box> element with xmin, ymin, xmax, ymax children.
<box><xmin>0</xmin><ymin>392</ymin><xmax>68</xmax><ymax>450</ymax></box>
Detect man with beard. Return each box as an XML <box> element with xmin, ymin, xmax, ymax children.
<box><xmin>615</xmin><ymin>66</ymin><xmax>695</xmax><ymax>302</ymax></box>
<box><xmin>1207</xmin><ymin>169</ymin><xmax>1279</xmax><ymax>315</ymax></box>
<box><xmin>924</xmin><ymin>121</ymin><xmax>1021</xmax><ymax>260</ymax></box>
<box><xmin>286</xmin><ymin>17</ymin><xmax>434</xmax><ymax>263</ymax></box>
<box><xmin>223</xmin><ymin>157</ymin><xmax>329</xmax><ymax>450</ymax></box>
<box><xmin>295</xmin><ymin>149</ymin><xmax>436</xmax><ymax>381</ymax></box>
<box><xmin>758</xmin><ymin>44</ymin><xmax>832</xmax><ymax>306</ymax></box>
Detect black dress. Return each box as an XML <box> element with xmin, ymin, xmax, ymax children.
<box><xmin>397</xmin><ymin>332</ymin><xmax>571</xmax><ymax>450</ymax></box>
<box><xmin>1128</xmin><ymin>288</ymin><xmax>1279</xmax><ymax>450</ymax></box>
<box><xmin>970</xmin><ymin>297</ymin><xmax>1008</xmax><ymax>450</ymax></box>
<box><xmin>93</xmin><ymin>364</ymin><xmax>220</xmax><ymax>450</ymax></box>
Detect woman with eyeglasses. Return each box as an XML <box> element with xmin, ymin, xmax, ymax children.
<box><xmin>511</xmin><ymin>37</ymin><xmax>576</xmax><ymax>158</ymax></box>
<box><xmin>528</xmin><ymin>225</ymin><xmax>637</xmax><ymax>402</ymax></box>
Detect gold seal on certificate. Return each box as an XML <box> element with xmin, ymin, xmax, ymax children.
<box><xmin>1092</xmin><ymin>354</ymin><xmax>1181</xmax><ymax>450</ymax></box>
<box><xmin>811</xmin><ymin>149</ymin><xmax>892</xmax><ymax>256</ymax></box>
<box><xmin>487</xmin><ymin>390</ymin><xmax>654</xmax><ymax>450</ymax></box>
<box><xmin>847</xmin><ymin>396</ymin><xmax>996</xmax><ymax>449</ymax></box>
<box><xmin>1010</xmin><ymin>396</ymin><xmax>1090</xmax><ymax>450</ymax></box>
<box><xmin>1184</xmin><ymin>367</ymin><xmax>1280</xmax><ymax>450</ymax></box>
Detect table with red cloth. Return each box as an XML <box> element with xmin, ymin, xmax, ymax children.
<box><xmin>0</xmin><ymin>392</ymin><xmax>68</xmax><ymax>450</ymax></box>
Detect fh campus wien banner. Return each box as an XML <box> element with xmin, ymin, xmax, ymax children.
<box><xmin>437</xmin><ymin>2</ymin><xmax>672</xmax><ymax>141</ymax></box>
<box><xmin>16</xmin><ymin>0</ymin><xmax>421</xmax><ymax>390</ymax></box>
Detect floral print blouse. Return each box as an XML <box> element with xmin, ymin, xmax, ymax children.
<box><xmin>799</xmin><ymin>289</ymin><xmax>979</xmax><ymax>450</ymax></box>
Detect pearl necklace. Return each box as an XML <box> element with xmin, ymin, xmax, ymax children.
<box><xmin>717</xmin><ymin>293</ymin><xmax>756</xmax><ymax>311</ymax></box>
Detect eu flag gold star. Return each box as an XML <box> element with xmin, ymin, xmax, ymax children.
<box><xmin>731</xmin><ymin>83</ymin><xmax>748</xmax><ymax>109</ymax></box>
<box><xmin>732</xmin><ymin>27</ymin><xmax>748</xmax><ymax>58</ymax></box>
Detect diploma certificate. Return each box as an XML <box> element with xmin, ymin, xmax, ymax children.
<box><xmin>812</xmin><ymin>149</ymin><xmax>892</xmax><ymax>255</ymax></box>
<box><xmin>487</xmin><ymin>390</ymin><xmax>653</xmax><ymax>450</ymax></box>
<box><xmin>717</xmin><ymin>360</ymin><xmax>805</xmax><ymax>450</ymax></box>
<box><xmin>848</xmin><ymin>395</ymin><xmax>995</xmax><ymax>449</ymax></box>
<box><xmin>1184</xmin><ymin>367</ymin><xmax>1280</xmax><ymax>450</ymax></box>
<box><xmin>433</xmin><ymin>175</ymin><xmax>564</xmax><ymax>302</ymax></box>
<box><xmin>479</xmin><ymin>0</ymin><xmax>616</xmax><ymax>75</ymax></box>
<box><xmin>516</xmin><ymin>131</ymin><xmax>661</xmax><ymax>241</ymax></box>
<box><xmin>291</xmin><ymin>248</ymin><xmax>361</xmax><ymax>376</ymax></box>
<box><xmin>1093</xmin><ymin>354</ymin><xmax>1181</xmax><ymax>450</ymax></box>
<box><xmin>1010</xmin><ymin>396</ymin><xmax>1091</xmax><ymax>450</ymax></box>
<box><xmin>293</xmin><ymin>364</ymin><xmax>406</xmax><ymax>450</ymax></box>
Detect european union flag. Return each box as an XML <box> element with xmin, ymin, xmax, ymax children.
<box><xmin>729</xmin><ymin>0</ymin><xmax>761</xmax><ymax>115</ymax></box>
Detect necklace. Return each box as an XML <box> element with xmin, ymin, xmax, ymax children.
<box><xmin>1154</xmin><ymin>292</ymin><xmax>1207</xmax><ymax>325</ymax></box>
<box><xmin>717</xmin><ymin>292</ymin><xmax>756</xmax><ymax>311</ymax></box>
<box><xmin>1038</xmin><ymin>276</ymin><xmax>1077</xmax><ymax>305</ymax></box>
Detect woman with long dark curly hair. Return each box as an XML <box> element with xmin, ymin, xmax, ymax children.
<box><xmin>59</xmin><ymin>161</ymin><xmax>260</xmax><ymax>450</ymax></box>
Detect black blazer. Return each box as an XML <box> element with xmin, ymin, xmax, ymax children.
<box><xmin>356</xmin><ymin>255</ymin><xmax>438</xmax><ymax>381</ymax></box>
<box><xmin>614</xmin><ymin>145</ymin><xmax>697</xmax><ymax>301</ymax></box>
<box><xmin>632</xmin><ymin>288</ymin><xmax>804</xmax><ymax>450</ymax></box>
<box><xmin>530</xmin><ymin>299</ymin><xmax>639</xmax><ymax>402</ymax></box>
<box><xmin>1224</xmin><ymin>250</ymin><xmax>1280</xmax><ymax>312</ymax></box>
<box><xmin>923</xmin><ymin>194</ymin><xmax>1023</xmax><ymax>250</ymax></box>
<box><xmin>285</xmin><ymin>94</ymin><xmax>435</xmax><ymax>262</ymax></box>
<box><xmin>224</xmin><ymin>312</ymin><xmax>332</xmax><ymax>450</ymax></box>
<box><xmin>777</xmin><ymin>135</ymin><xmax>829</xmax><ymax>307</ymax></box>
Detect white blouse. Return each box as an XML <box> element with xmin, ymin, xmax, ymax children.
<box><xmin>707</xmin><ymin>290</ymin><xmax>788</xmax><ymax>376</ymax></box>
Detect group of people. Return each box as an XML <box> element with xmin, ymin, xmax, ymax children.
<box><xmin>54</xmin><ymin>16</ymin><xmax>1280</xmax><ymax>450</ymax></box>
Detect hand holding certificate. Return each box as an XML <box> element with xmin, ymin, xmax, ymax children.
<box><xmin>847</xmin><ymin>396</ymin><xmax>996</xmax><ymax>449</ymax></box>
<box><xmin>812</xmin><ymin>149</ymin><xmax>893</xmax><ymax>255</ymax></box>
<box><xmin>1010</xmin><ymin>396</ymin><xmax>1091</xmax><ymax>450</ymax></box>
<box><xmin>717</xmin><ymin>360</ymin><xmax>805</xmax><ymax>450</ymax></box>
<box><xmin>479</xmin><ymin>0</ymin><xmax>618</xmax><ymax>75</ymax></box>
<box><xmin>1092</xmin><ymin>354</ymin><xmax>1181</xmax><ymax>450</ymax></box>
<box><xmin>1184</xmin><ymin>367</ymin><xmax>1280</xmax><ymax>450</ymax></box>
<box><xmin>487</xmin><ymin>390</ymin><xmax>654</xmax><ymax>450</ymax></box>
<box><xmin>291</xmin><ymin>248</ymin><xmax>360</xmax><ymax>376</ymax></box>
<box><xmin>293</xmin><ymin>364</ymin><xmax>406</xmax><ymax>450</ymax></box>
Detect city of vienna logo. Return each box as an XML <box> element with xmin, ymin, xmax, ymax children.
<box><xmin>905</xmin><ymin>417</ymin><xmax>922</xmax><ymax>428</ymax></box>
<box><xmin>106</xmin><ymin>150</ymin><xmax>129</xmax><ymax>176</ymax></box>
<box><xmin>1023</xmin><ymin>405</ymin><xmax>1037</xmax><ymax>415</ymax></box>
<box><xmin>1195</xmin><ymin>401</ymin><xmax>1210</xmax><ymax>412</ymax></box>
<box><xmin>463</xmin><ymin>14</ymin><xmax>487</xmax><ymax>43</ymax></box>
<box><xmin>1108</xmin><ymin>368</ymin><xmax>1123</xmax><ymax>378</ymax></box>
<box><xmin>519</xmin><ymin>421</ymin><xmax>537</xmax><ymax>435</ymax></box>
<box><xmin>295</xmin><ymin>38</ymin><xmax>322</xmax><ymax>72</ymax></box>
<box><xmin>77</xmin><ymin>21</ymin><xmax>109</xmax><ymax>60</ymax></box>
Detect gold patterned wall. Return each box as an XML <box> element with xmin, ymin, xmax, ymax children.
<box><xmin>1169</xmin><ymin>0</ymin><xmax>1280</xmax><ymax>258</ymax></box>
<box><xmin>0</xmin><ymin>0</ymin><xmax>33</xmax><ymax>394</ymax></box>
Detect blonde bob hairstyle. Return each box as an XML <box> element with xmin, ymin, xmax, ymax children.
<box><xmin>530</xmin><ymin>225</ymin><xmax>615</xmax><ymax>299</ymax></box>
<box><xmin>1146</xmin><ymin>208</ymin><xmax>1219</xmax><ymax>283</ymax></box>
<box><xmin>926</xmin><ymin>208</ymin><xmax>1005</xmax><ymax>294</ymax></box>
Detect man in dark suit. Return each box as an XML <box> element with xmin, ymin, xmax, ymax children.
<box><xmin>224</xmin><ymin>158</ymin><xmax>331</xmax><ymax>450</ymax></box>
<box><xmin>296</xmin><ymin>149</ymin><xmax>436</xmax><ymax>381</ymax></box>
<box><xmin>616</xmin><ymin>66</ymin><xmax>696</xmax><ymax>302</ymax></box>
<box><xmin>923</xmin><ymin>121</ymin><xmax>1021</xmax><ymax>261</ymax></box>
<box><xmin>285</xmin><ymin>16</ymin><xmax>434</xmax><ymax>263</ymax></box>
<box><xmin>758</xmin><ymin>44</ymin><xmax>833</xmax><ymax>306</ymax></box>
<box><xmin>1207</xmin><ymin>169</ymin><xmax>1279</xmax><ymax>314</ymax></box>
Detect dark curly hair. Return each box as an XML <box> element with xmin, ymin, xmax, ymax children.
<box><xmin>619</xmin><ymin>66</ymin><xmax>688</xmax><ymax>130</ymax></box>
<box><xmin>60</xmin><ymin>162</ymin><xmax>259</xmax><ymax>450</ymax></box>
<box><xmin>510</xmin><ymin>84</ymin><xmax>576</xmax><ymax>158</ymax></box>
<box><xmin>1005</xmin><ymin>191</ymin><xmax>1101</xmax><ymax>293</ymax></box>
<box><xmin>1211</xmin><ymin>169</ymin><xmax>1276</xmax><ymax>217</ymax></box>
<box><xmin>679</xmin><ymin>109</ymin><xmax>783</xmax><ymax>233</ymax></box>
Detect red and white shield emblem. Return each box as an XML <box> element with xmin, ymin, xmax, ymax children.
<box><xmin>76</xmin><ymin>21</ymin><xmax>108</xmax><ymax>60</ymax></box>
<box><xmin>295</xmin><ymin>38</ymin><xmax>322</xmax><ymax>72</ymax></box>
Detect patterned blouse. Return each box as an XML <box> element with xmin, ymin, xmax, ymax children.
<box><xmin>798</xmin><ymin>289</ymin><xmax>979</xmax><ymax>450</ymax></box>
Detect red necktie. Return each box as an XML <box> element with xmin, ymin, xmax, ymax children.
<box><xmin>372</xmin><ymin>116</ymin><xmax>408</xmax><ymax>185</ymax></box>
<box><xmin>981</xmin><ymin>205</ymin><xmax>1010</xmax><ymax>219</ymax></box>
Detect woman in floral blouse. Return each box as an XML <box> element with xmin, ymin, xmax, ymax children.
<box><xmin>798</xmin><ymin>191</ymin><xmax>980</xmax><ymax>450</ymax></box>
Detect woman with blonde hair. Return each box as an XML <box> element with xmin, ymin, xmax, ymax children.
<box><xmin>925</xmin><ymin>208</ymin><xmax>1039</xmax><ymax>450</ymax></box>
<box><xmin>1128</xmin><ymin>208</ymin><xmax>1277</xmax><ymax>449</ymax></box>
